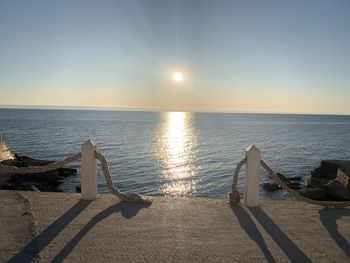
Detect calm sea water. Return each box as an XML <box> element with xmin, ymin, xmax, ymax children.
<box><xmin>1</xmin><ymin>109</ymin><xmax>350</xmax><ymax>200</ymax></box>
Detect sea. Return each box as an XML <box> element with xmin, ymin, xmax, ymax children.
<box><xmin>1</xmin><ymin>109</ymin><xmax>350</xmax><ymax>200</ymax></box>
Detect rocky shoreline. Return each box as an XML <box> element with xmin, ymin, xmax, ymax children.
<box><xmin>1</xmin><ymin>149</ymin><xmax>349</xmax><ymax>201</ymax></box>
<box><xmin>0</xmin><ymin>154</ymin><xmax>77</xmax><ymax>192</ymax></box>
<box><xmin>263</xmin><ymin>160</ymin><xmax>350</xmax><ymax>201</ymax></box>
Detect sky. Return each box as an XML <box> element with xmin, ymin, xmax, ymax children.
<box><xmin>0</xmin><ymin>0</ymin><xmax>350</xmax><ymax>114</ymax></box>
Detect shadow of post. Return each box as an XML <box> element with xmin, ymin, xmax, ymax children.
<box><xmin>51</xmin><ymin>201</ymin><xmax>151</xmax><ymax>263</ymax></box>
<box><xmin>9</xmin><ymin>199</ymin><xmax>92</xmax><ymax>263</ymax></box>
<box><xmin>319</xmin><ymin>208</ymin><xmax>350</xmax><ymax>257</ymax></box>
<box><xmin>231</xmin><ymin>205</ymin><xmax>276</xmax><ymax>263</ymax></box>
<box><xmin>249</xmin><ymin>207</ymin><xmax>312</xmax><ymax>263</ymax></box>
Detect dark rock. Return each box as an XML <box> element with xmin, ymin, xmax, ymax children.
<box><xmin>307</xmin><ymin>177</ymin><xmax>331</xmax><ymax>188</ymax></box>
<box><xmin>76</xmin><ymin>186</ymin><xmax>81</xmax><ymax>193</ymax></box>
<box><xmin>300</xmin><ymin>188</ymin><xmax>326</xmax><ymax>200</ymax></box>
<box><xmin>325</xmin><ymin>160</ymin><xmax>350</xmax><ymax>175</ymax></box>
<box><xmin>323</xmin><ymin>179</ymin><xmax>350</xmax><ymax>201</ymax></box>
<box><xmin>306</xmin><ymin>161</ymin><xmax>350</xmax><ymax>201</ymax></box>
<box><xmin>263</xmin><ymin>182</ymin><xmax>281</xmax><ymax>191</ymax></box>
<box><xmin>286</xmin><ymin>175</ymin><xmax>302</xmax><ymax>181</ymax></box>
<box><xmin>0</xmin><ymin>183</ymin><xmax>14</xmax><ymax>190</ymax></box>
<box><xmin>57</xmin><ymin>167</ymin><xmax>77</xmax><ymax>176</ymax></box>
<box><xmin>311</xmin><ymin>160</ymin><xmax>350</xmax><ymax>180</ymax></box>
<box><xmin>276</xmin><ymin>172</ymin><xmax>302</xmax><ymax>183</ymax></box>
<box><xmin>286</xmin><ymin>182</ymin><xmax>302</xmax><ymax>190</ymax></box>
<box><xmin>0</xmin><ymin>154</ymin><xmax>77</xmax><ymax>192</ymax></box>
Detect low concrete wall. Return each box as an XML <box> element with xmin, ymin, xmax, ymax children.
<box><xmin>337</xmin><ymin>168</ymin><xmax>350</xmax><ymax>191</ymax></box>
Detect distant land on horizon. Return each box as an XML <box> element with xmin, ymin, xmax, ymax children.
<box><xmin>0</xmin><ymin>104</ymin><xmax>349</xmax><ymax>116</ymax></box>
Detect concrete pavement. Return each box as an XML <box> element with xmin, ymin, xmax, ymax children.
<box><xmin>1</xmin><ymin>190</ymin><xmax>350</xmax><ymax>262</ymax></box>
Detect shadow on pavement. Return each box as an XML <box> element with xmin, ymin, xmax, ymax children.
<box><xmin>249</xmin><ymin>207</ymin><xmax>312</xmax><ymax>263</ymax></box>
<box><xmin>9</xmin><ymin>199</ymin><xmax>92</xmax><ymax>263</ymax></box>
<box><xmin>232</xmin><ymin>205</ymin><xmax>313</xmax><ymax>263</ymax></box>
<box><xmin>319</xmin><ymin>208</ymin><xmax>350</xmax><ymax>257</ymax></box>
<box><xmin>232</xmin><ymin>205</ymin><xmax>276</xmax><ymax>263</ymax></box>
<box><xmin>51</xmin><ymin>200</ymin><xmax>151</xmax><ymax>263</ymax></box>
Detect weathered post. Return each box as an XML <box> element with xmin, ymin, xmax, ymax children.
<box><xmin>81</xmin><ymin>139</ymin><xmax>97</xmax><ymax>200</ymax></box>
<box><xmin>244</xmin><ymin>145</ymin><xmax>260</xmax><ymax>207</ymax></box>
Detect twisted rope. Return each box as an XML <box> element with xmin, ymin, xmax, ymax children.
<box><xmin>0</xmin><ymin>153</ymin><xmax>81</xmax><ymax>174</ymax></box>
<box><xmin>228</xmin><ymin>157</ymin><xmax>247</xmax><ymax>205</ymax></box>
<box><xmin>260</xmin><ymin>160</ymin><xmax>350</xmax><ymax>208</ymax></box>
<box><xmin>94</xmin><ymin>151</ymin><xmax>152</xmax><ymax>204</ymax></box>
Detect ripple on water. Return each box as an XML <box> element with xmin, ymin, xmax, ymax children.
<box><xmin>1</xmin><ymin>109</ymin><xmax>350</xmax><ymax>200</ymax></box>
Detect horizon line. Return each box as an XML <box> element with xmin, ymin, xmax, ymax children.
<box><xmin>0</xmin><ymin>104</ymin><xmax>349</xmax><ymax>116</ymax></box>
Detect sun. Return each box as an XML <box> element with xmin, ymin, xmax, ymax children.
<box><xmin>172</xmin><ymin>72</ymin><xmax>183</xmax><ymax>82</ymax></box>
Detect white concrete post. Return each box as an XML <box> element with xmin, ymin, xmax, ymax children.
<box><xmin>244</xmin><ymin>145</ymin><xmax>261</xmax><ymax>207</ymax></box>
<box><xmin>81</xmin><ymin>139</ymin><xmax>97</xmax><ymax>200</ymax></box>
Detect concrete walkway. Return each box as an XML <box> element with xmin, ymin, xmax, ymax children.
<box><xmin>1</xmin><ymin>190</ymin><xmax>350</xmax><ymax>263</ymax></box>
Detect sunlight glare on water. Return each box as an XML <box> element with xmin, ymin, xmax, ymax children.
<box><xmin>2</xmin><ymin>110</ymin><xmax>350</xmax><ymax>200</ymax></box>
<box><xmin>156</xmin><ymin>112</ymin><xmax>198</xmax><ymax>196</ymax></box>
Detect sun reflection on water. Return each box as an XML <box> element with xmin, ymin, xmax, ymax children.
<box><xmin>156</xmin><ymin>112</ymin><xmax>197</xmax><ymax>196</ymax></box>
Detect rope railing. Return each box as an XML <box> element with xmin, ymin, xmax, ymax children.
<box><xmin>228</xmin><ymin>157</ymin><xmax>246</xmax><ymax>205</ymax></box>
<box><xmin>229</xmin><ymin>158</ymin><xmax>350</xmax><ymax>208</ymax></box>
<box><xmin>94</xmin><ymin>150</ymin><xmax>152</xmax><ymax>204</ymax></box>
<box><xmin>0</xmin><ymin>153</ymin><xmax>81</xmax><ymax>174</ymax></box>
<box><xmin>0</xmin><ymin>150</ymin><xmax>151</xmax><ymax>204</ymax></box>
<box><xmin>3</xmin><ymin>145</ymin><xmax>347</xmax><ymax>208</ymax></box>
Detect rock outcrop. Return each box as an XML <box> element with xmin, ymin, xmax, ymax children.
<box><xmin>263</xmin><ymin>182</ymin><xmax>281</xmax><ymax>191</ymax></box>
<box><xmin>262</xmin><ymin>172</ymin><xmax>302</xmax><ymax>192</ymax></box>
<box><xmin>323</xmin><ymin>179</ymin><xmax>350</xmax><ymax>201</ymax></box>
<box><xmin>263</xmin><ymin>160</ymin><xmax>350</xmax><ymax>202</ymax></box>
<box><xmin>0</xmin><ymin>154</ymin><xmax>77</xmax><ymax>192</ymax></box>
<box><xmin>299</xmin><ymin>188</ymin><xmax>326</xmax><ymax>200</ymax></box>
<box><xmin>301</xmin><ymin>160</ymin><xmax>350</xmax><ymax>201</ymax></box>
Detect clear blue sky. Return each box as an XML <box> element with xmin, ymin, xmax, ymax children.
<box><xmin>0</xmin><ymin>0</ymin><xmax>349</xmax><ymax>114</ymax></box>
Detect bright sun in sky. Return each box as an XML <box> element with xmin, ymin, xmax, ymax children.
<box><xmin>172</xmin><ymin>72</ymin><xmax>183</xmax><ymax>82</ymax></box>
